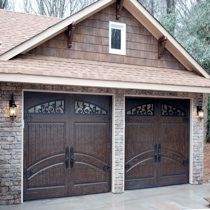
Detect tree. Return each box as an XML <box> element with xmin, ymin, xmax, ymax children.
<box><xmin>23</xmin><ymin>0</ymin><xmax>98</xmax><ymax>18</ymax></box>
<box><xmin>176</xmin><ymin>0</ymin><xmax>210</xmax><ymax>72</ymax></box>
<box><xmin>0</xmin><ymin>0</ymin><xmax>8</xmax><ymax>9</ymax></box>
<box><xmin>159</xmin><ymin>0</ymin><xmax>177</xmax><ymax>35</ymax></box>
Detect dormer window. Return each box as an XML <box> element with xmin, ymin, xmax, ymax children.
<box><xmin>109</xmin><ymin>21</ymin><xmax>126</xmax><ymax>55</ymax></box>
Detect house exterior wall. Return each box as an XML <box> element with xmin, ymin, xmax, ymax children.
<box><xmin>0</xmin><ymin>82</ymin><xmax>207</xmax><ymax>205</ymax></box>
<box><xmin>29</xmin><ymin>5</ymin><xmax>185</xmax><ymax>71</ymax></box>
<box><xmin>204</xmin><ymin>144</ymin><xmax>210</xmax><ymax>183</ymax></box>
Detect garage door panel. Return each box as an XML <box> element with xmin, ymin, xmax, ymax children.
<box><xmin>159</xmin><ymin>123</ymin><xmax>188</xmax><ymax>149</ymax></box>
<box><xmin>74</xmin><ymin>123</ymin><xmax>109</xmax><ymax>161</ymax></box>
<box><xmin>158</xmin><ymin>174</ymin><xmax>188</xmax><ymax>186</ymax></box>
<box><xmin>125</xmin><ymin>98</ymin><xmax>189</xmax><ymax>190</ymax></box>
<box><xmin>27</xmin><ymin>123</ymin><xmax>66</xmax><ymax>165</ymax></box>
<box><xmin>125</xmin><ymin>123</ymin><xmax>155</xmax><ymax>159</ymax></box>
<box><xmin>24</xmin><ymin>92</ymin><xmax>111</xmax><ymax>200</ymax></box>
<box><xmin>27</xmin><ymin>163</ymin><xmax>65</xmax><ymax>188</ymax></box>
<box><xmin>126</xmin><ymin>158</ymin><xmax>155</xmax><ymax>179</ymax></box>
<box><xmin>159</xmin><ymin>122</ymin><xmax>189</xmax><ymax>182</ymax></box>
<box><xmin>160</xmin><ymin>157</ymin><xmax>186</xmax><ymax>176</ymax></box>
<box><xmin>125</xmin><ymin>105</ymin><xmax>157</xmax><ymax>189</ymax></box>
<box><xmin>24</xmin><ymin>120</ymin><xmax>67</xmax><ymax>200</ymax></box>
<box><xmin>73</xmin><ymin>163</ymin><xmax>106</xmax><ymax>185</ymax></box>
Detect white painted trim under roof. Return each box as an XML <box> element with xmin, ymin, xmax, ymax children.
<box><xmin>0</xmin><ymin>0</ymin><xmax>209</xmax><ymax>79</ymax></box>
<box><xmin>1</xmin><ymin>73</ymin><xmax>210</xmax><ymax>93</ymax></box>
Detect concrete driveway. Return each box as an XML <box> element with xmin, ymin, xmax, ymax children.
<box><xmin>1</xmin><ymin>184</ymin><xmax>210</xmax><ymax>210</ymax></box>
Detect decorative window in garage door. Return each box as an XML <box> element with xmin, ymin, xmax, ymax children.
<box><xmin>75</xmin><ymin>100</ymin><xmax>107</xmax><ymax>115</ymax></box>
<box><xmin>126</xmin><ymin>104</ymin><xmax>154</xmax><ymax>116</ymax></box>
<box><xmin>161</xmin><ymin>104</ymin><xmax>186</xmax><ymax>116</ymax></box>
<box><xmin>27</xmin><ymin>100</ymin><xmax>65</xmax><ymax>114</ymax></box>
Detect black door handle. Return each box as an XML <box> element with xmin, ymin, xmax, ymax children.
<box><xmin>70</xmin><ymin>146</ymin><xmax>74</xmax><ymax>168</ymax></box>
<box><xmin>103</xmin><ymin>165</ymin><xmax>111</xmax><ymax>171</ymax></box>
<box><xmin>125</xmin><ymin>163</ymin><xmax>130</xmax><ymax>170</ymax></box>
<box><xmin>65</xmin><ymin>146</ymin><xmax>70</xmax><ymax>168</ymax></box>
<box><xmin>154</xmin><ymin>144</ymin><xmax>158</xmax><ymax>162</ymax></box>
<box><xmin>158</xmin><ymin>144</ymin><xmax>161</xmax><ymax>162</ymax></box>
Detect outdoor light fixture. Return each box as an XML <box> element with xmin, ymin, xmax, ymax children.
<box><xmin>197</xmin><ymin>106</ymin><xmax>204</xmax><ymax>119</ymax></box>
<box><xmin>9</xmin><ymin>94</ymin><xmax>17</xmax><ymax>118</ymax></box>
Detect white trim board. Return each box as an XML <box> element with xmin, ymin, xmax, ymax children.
<box><xmin>0</xmin><ymin>0</ymin><xmax>208</xmax><ymax>79</ymax></box>
<box><xmin>2</xmin><ymin>73</ymin><xmax>210</xmax><ymax>93</ymax></box>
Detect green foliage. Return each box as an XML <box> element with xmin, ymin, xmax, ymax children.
<box><xmin>159</xmin><ymin>11</ymin><xmax>177</xmax><ymax>35</ymax></box>
<box><xmin>176</xmin><ymin>0</ymin><xmax>210</xmax><ymax>72</ymax></box>
<box><xmin>206</xmin><ymin>97</ymin><xmax>210</xmax><ymax>143</ymax></box>
<box><xmin>137</xmin><ymin>0</ymin><xmax>210</xmax><ymax>72</ymax></box>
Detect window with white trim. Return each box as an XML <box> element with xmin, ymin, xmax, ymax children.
<box><xmin>109</xmin><ymin>22</ymin><xmax>126</xmax><ymax>55</ymax></box>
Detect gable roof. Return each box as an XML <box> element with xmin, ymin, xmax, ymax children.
<box><xmin>0</xmin><ymin>9</ymin><xmax>61</xmax><ymax>55</ymax></box>
<box><xmin>1</xmin><ymin>55</ymin><xmax>210</xmax><ymax>93</ymax></box>
<box><xmin>0</xmin><ymin>0</ymin><xmax>209</xmax><ymax>79</ymax></box>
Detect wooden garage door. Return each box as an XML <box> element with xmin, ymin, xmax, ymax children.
<box><xmin>24</xmin><ymin>92</ymin><xmax>111</xmax><ymax>201</ymax></box>
<box><xmin>125</xmin><ymin>98</ymin><xmax>189</xmax><ymax>190</ymax></box>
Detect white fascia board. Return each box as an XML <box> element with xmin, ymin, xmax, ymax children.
<box><xmin>124</xmin><ymin>0</ymin><xmax>210</xmax><ymax>79</ymax></box>
<box><xmin>0</xmin><ymin>0</ymin><xmax>114</xmax><ymax>61</ymax></box>
<box><xmin>1</xmin><ymin>73</ymin><xmax>210</xmax><ymax>94</ymax></box>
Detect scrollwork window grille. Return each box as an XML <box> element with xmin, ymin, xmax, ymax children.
<box><xmin>75</xmin><ymin>100</ymin><xmax>107</xmax><ymax>115</ymax></box>
<box><xmin>126</xmin><ymin>104</ymin><xmax>154</xmax><ymax>116</ymax></box>
<box><xmin>27</xmin><ymin>100</ymin><xmax>65</xmax><ymax>114</ymax></box>
<box><xmin>161</xmin><ymin>104</ymin><xmax>186</xmax><ymax>117</ymax></box>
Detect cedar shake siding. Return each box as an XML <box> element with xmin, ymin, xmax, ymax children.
<box><xmin>29</xmin><ymin>5</ymin><xmax>186</xmax><ymax>70</ymax></box>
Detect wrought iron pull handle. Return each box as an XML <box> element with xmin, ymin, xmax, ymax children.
<box><xmin>158</xmin><ymin>144</ymin><xmax>161</xmax><ymax>162</ymax></box>
<box><xmin>65</xmin><ymin>146</ymin><xmax>70</xmax><ymax>169</ymax></box>
<box><xmin>70</xmin><ymin>147</ymin><xmax>74</xmax><ymax>168</ymax></box>
<box><xmin>103</xmin><ymin>165</ymin><xmax>111</xmax><ymax>171</ymax></box>
<box><xmin>125</xmin><ymin>163</ymin><xmax>130</xmax><ymax>170</ymax></box>
<box><xmin>154</xmin><ymin>144</ymin><xmax>158</xmax><ymax>162</ymax></box>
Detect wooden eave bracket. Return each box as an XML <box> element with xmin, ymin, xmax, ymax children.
<box><xmin>66</xmin><ymin>22</ymin><xmax>76</xmax><ymax>48</ymax></box>
<box><xmin>116</xmin><ymin>0</ymin><xmax>124</xmax><ymax>20</ymax></box>
<box><xmin>158</xmin><ymin>35</ymin><xmax>167</xmax><ymax>59</ymax></box>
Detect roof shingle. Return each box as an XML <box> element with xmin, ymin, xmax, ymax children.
<box><xmin>0</xmin><ymin>55</ymin><xmax>210</xmax><ymax>89</ymax></box>
<box><xmin>0</xmin><ymin>9</ymin><xmax>61</xmax><ymax>55</ymax></box>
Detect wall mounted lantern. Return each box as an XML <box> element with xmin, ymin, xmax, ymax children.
<box><xmin>9</xmin><ymin>94</ymin><xmax>17</xmax><ymax>118</ymax></box>
<box><xmin>197</xmin><ymin>106</ymin><xmax>204</xmax><ymax>119</ymax></box>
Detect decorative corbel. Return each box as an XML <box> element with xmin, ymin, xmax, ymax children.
<box><xmin>158</xmin><ymin>35</ymin><xmax>167</xmax><ymax>59</ymax></box>
<box><xmin>116</xmin><ymin>0</ymin><xmax>124</xmax><ymax>20</ymax></box>
<box><xmin>65</xmin><ymin>22</ymin><xmax>76</xmax><ymax>48</ymax></box>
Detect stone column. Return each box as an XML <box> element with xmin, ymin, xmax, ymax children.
<box><xmin>112</xmin><ymin>92</ymin><xmax>125</xmax><ymax>193</ymax></box>
<box><xmin>0</xmin><ymin>83</ymin><xmax>22</xmax><ymax>204</ymax></box>
<box><xmin>191</xmin><ymin>93</ymin><xmax>207</xmax><ymax>184</ymax></box>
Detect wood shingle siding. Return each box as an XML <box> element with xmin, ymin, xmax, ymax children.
<box><xmin>29</xmin><ymin>5</ymin><xmax>186</xmax><ymax>70</ymax></box>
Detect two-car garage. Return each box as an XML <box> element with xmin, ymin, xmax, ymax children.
<box><xmin>24</xmin><ymin>92</ymin><xmax>190</xmax><ymax>200</ymax></box>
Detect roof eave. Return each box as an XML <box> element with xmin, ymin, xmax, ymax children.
<box><xmin>1</xmin><ymin>73</ymin><xmax>210</xmax><ymax>94</ymax></box>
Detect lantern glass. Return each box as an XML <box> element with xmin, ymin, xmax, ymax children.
<box><xmin>198</xmin><ymin>110</ymin><xmax>204</xmax><ymax>119</ymax></box>
<box><xmin>9</xmin><ymin>105</ymin><xmax>17</xmax><ymax>117</ymax></box>
<box><xmin>9</xmin><ymin>94</ymin><xmax>17</xmax><ymax>118</ymax></box>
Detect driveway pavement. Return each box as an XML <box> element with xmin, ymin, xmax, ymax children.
<box><xmin>1</xmin><ymin>184</ymin><xmax>210</xmax><ymax>210</ymax></box>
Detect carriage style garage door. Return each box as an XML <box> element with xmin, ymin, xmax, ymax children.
<box><xmin>125</xmin><ymin>98</ymin><xmax>190</xmax><ymax>190</ymax></box>
<box><xmin>24</xmin><ymin>92</ymin><xmax>112</xmax><ymax>201</ymax></box>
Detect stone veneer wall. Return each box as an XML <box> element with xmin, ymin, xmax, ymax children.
<box><xmin>204</xmin><ymin>144</ymin><xmax>210</xmax><ymax>183</ymax></box>
<box><xmin>0</xmin><ymin>82</ymin><xmax>207</xmax><ymax>204</ymax></box>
